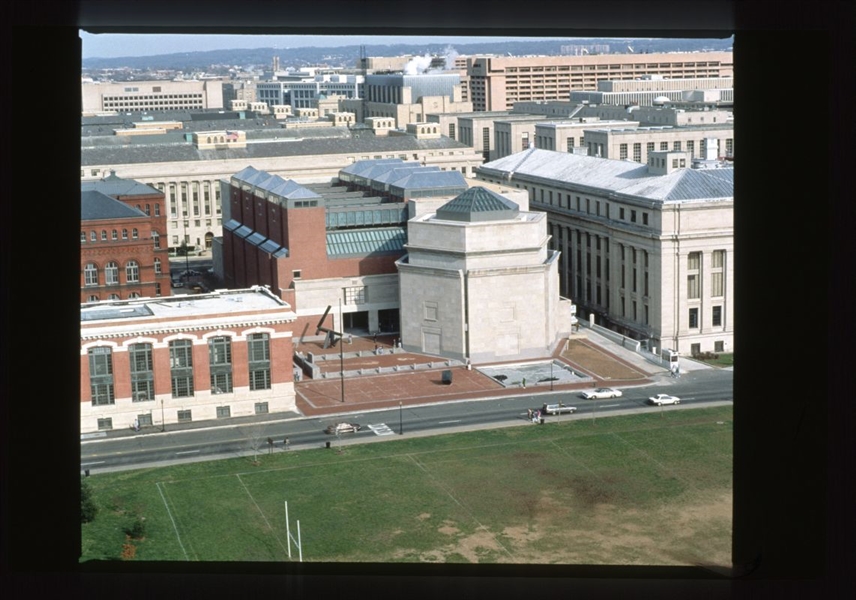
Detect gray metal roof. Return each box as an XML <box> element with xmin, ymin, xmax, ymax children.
<box><xmin>478</xmin><ymin>148</ymin><xmax>733</xmax><ymax>202</ymax></box>
<box><xmin>389</xmin><ymin>170</ymin><xmax>468</xmax><ymax>192</ymax></box>
<box><xmin>80</xmin><ymin>172</ymin><xmax>161</xmax><ymax>197</ymax></box>
<box><xmin>82</xmin><ymin>134</ymin><xmax>471</xmax><ymax>166</ymax></box>
<box><xmin>436</xmin><ymin>187</ymin><xmax>520</xmax><ymax>222</ymax></box>
<box><xmin>81</xmin><ymin>304</ymin><xmax>154</xmax><ymax>322</ymax></box>
<box><xmin>339</xmin><ymin>158</ymin><xmax>404</xmax><ymax>179</ymax></box>
<box><xmin>371</xmin><ymin>165</ymin><xmax>437</xmax><ymax>187</ymax></box>
<box><xmin>81</xmin><ymin>190</ymin><xmax>149</xmax><ymax>221</ymax></box>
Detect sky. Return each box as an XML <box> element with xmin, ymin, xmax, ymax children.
<box><xmin>80</xmin><ymin>32</ymin><xmax>584</xmax><ymax>60</ymax></box>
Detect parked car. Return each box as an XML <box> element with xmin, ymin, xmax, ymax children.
<box><xmin>580</xmin><ymin>388</ymin><xmax>623</xmax><ymax>400</ymax></box>
<box><xmin>541</xmin><ymin>403</ymin><xmax>577</xmax><ymax>415</ymax></box>
<box><xmin>171</xmin><ymin>278</ymin><xmax>184</xmax><ymax>288</ymax></box>
<box><xmin>325</xmin><ymin>422</ymin><xmax>361</xmax><ymax>435</ymax></box>
<box><xmin>648</xmin><ymin>394</ymin><xmax>681</xmax><ymax>406</ymax></box>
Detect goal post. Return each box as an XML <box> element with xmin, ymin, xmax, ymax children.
<box><xmin>284</xmin><ymin>501</ymin><xmax>303</xmax><ymax>562</ymax></box>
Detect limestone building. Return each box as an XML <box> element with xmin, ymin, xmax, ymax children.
<box><xmin>397</xmin><ymin>187</ymin><xmax>573</xmax><ymax>364</ymax></box>
<box><xmin>81</xmin><ymin>79</ymin><xmax>225</xmax><ymax>115</ymax></box>
<box><xmin>476</xmin><ymin>148</ymin><xmax>734</xmax><ymax>356</ymax></box>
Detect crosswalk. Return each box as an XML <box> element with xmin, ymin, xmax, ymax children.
<box><xmin>367</xmin><ymin>423</ymin><xmax>395</xmax><ymax>436</ymax></box>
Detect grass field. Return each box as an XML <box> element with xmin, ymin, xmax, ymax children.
<box><xmin>81</xmin><ymin>406</ymin><xmax>733</xmax><ymax>565</ymax></box>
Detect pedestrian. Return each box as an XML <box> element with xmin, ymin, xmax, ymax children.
<box><xmin>133</xmin><ymin>418</ymin><xmax>140</xmax><ymax>432</ymax></box>
<box><xmin>284</xmin><ymin>437</ymin><xmax>290</xmax><ymax>450</ymax></box>
<box><xmin>527</xmin><ymin>408</ymin><xmax>533</xmax><ymax>420</ymax></box>
<box><xmin>522</xmin><ymin>377</ymin><xmax>526</xmax><ymax>388</ymax></box>
<box><xmin>267</xmin><ymin>437</ymin><xmax>274</xmax><ymax>454</ymax></box>
<box><xmin>347</xmin><ymin>333</ymin><xmax>353</xmax><ymax>344</ymax></box>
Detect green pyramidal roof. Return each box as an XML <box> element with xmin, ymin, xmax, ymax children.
<box><xmin>435</xmin><ymin>186</ymin><xmax>520</xmax><ymax>222</ymax></box>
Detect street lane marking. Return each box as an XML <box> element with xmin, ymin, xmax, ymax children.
<box><xmin>175</xmin><ymin>450</ymin><xmax>200</xmax><ymax>455</ymax></box>
<box><xmin>601</xmin><ymin>404</ymin><xmax>620</xmax><ymax>408</ymax></box>
<box><xmin>438</xmin><ymin>420</ymin><xmax>461</xmax><ymax>424</ymax></box>
<box><xmin>368</xmin><ymin>424</ymin><xmax>395</xmax><ymax>436</ymax></box>
<box><xmin>81</xmin><ymin>461</ymin><xmax>105</xmax><ymax>466</ymax></box>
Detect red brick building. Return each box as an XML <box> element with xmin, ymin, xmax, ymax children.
<box><xmin>81</xmin><ymin>172</ymin><xmax>170</xmax><ymax>303</ymax></box>
<box><xmin>80</xmin><ymin>287</ymin><xmax>297</xmax><ymax>433</ymax></box>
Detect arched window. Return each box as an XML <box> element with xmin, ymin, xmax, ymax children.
<box><xmin>101</xmin><ymin>230</ymin><xmax>107</xmax><ymax>241</ymax></box>
<box><xmin>108</xmin><ymin>293</ymin><xmax>120</xmax><ymax>300</ymax></box>
<box><xmin>122</xmin><ymin>229</ymin><xmax>128</xmax><ymax>240</ymax></box>
<box><xmin>104</xmin><ymin>261</ymin><xmax>119</xmax><ymax>285</ymax></box>
<box><xmin>136</xmin><ymin>204</ymin><xmax>141</xmax><ymax>211</ymax></box>
<box><xmin>84</xmin><ymin>263</ymin><xmax>98</xmax><ymax>286</ymax></box>
<box><xmin>112</xmin><ymin>229</ymin><xmax>118</xmax><ymax>240</ymax></box>
<box><xmin>126</xmin><ymin>260</ymin><xmax>139</xmax><ymax>283</ymax></box>
<box><xmin>132</xmin><ymin>228</ymin><xmax>139</xmax><ymax>239</ymax></box>
<box><xmin>81</xmin><ymin>231</ymin><xmax>86</xmax><ymax>243</ymax></box>
<box><xmin>145</xmin><ymin>204</ymin><xmax>151</xmax><ymax>216</ymax></box>
<box><xmin>154</xmin><ymin>258</ymin><xmax>162</xmax><ymax>274</ymax></box>
<box><xmin>152</xmin><ymin>231</ymin><xmax>160</xmax><ymax>248</ymax></box>
<box><xmin>128</xmin><ymin>292</ymin><xmax>141</xmax><ymax>299</ymax></box>
<box><xmin>90</xmin><ymin>231</ymin><xmax>97</xmax><ymax>242</ymax></box>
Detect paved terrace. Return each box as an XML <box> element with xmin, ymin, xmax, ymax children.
<box><xmin>293</xmin><ymin>333</ymin><xmax>658</xmax><ymax>417</ymax></box>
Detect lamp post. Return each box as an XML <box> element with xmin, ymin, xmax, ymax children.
<box><xmin>339</xmin><ymin>299</ymin><xmax>345</xmax><ymax>402</ymax></box>
<box><xmin>550</xmin><ymin>357</ymin><xmax>554</xmax><ymax>392</ymax></box>
<box><xmin>399</xmin><ymin>402</ymin><xmax>403</xmax><ymax>435</ymax></box>
<box><xmin>161</xmin><ymin>399</ymin><xmax>165</xmax><ymax>432</ymax></box>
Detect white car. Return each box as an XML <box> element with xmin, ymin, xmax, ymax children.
<box><xmin>325</xmin><ymin>422</ymin><xmax>361</xmax><ymax>435</ymax></box>
<box><xmin>580</xmin><ymin>388</ymin><xmax>623</xmax><ymax>400</ymax></box>
<box><xmin>648</xmin><ymin>394</ymin><xmax>681</xmax><ymax>406</ymax></box>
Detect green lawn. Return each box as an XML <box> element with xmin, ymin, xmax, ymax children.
<box><xmin>81</xmin><ymin>406</ymin><xmax>733</xmax><ymax>565</ymax></box>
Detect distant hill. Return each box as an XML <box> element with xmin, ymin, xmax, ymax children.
<box><xmin>82</xmin><ymin>37</ymin><xmax>733</xmax><ymax>71</ymax></box>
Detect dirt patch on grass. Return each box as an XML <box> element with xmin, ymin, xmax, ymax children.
<box><xmin>562</xmin><ymin>339</ymin><xmax>651</xmax><ymax>380</ymax></box>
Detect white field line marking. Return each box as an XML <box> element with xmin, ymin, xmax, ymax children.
<box><xmin>406</xmin><ymin>454</ymin><xmax>515</xmax><ymax>560</ymax></box>
<box><xmin>548</xmin><ymin>440</ymin><xmax>608</xmax><ymax>483</ymax></box>
<box><xmin>236</xmin><ymin>474</ymin><xmax>290</xmax><ymax>557</ymax></box>
<box><xmin>175</xmin><ymin>450</ymin><xmax>200</xmax><ymax>455</ymax></box>
<box><xmin>438</xmin><ymin>420</ymin><xmax>461</xmax><ymax>424</ymax></box>
<box><xmin>609</xmin><ymin>432</ymin><xmax>698</xmax><ymax>493</ymax></box>
<box><xmin>156</xmin><ymin>481</ymin><xmax>191</xmax><ymax>561</ymax></box>
<box><xmin>81</xmin><ymin>461</ymin><xmax>105</xmax><ymax>466</ymax></box>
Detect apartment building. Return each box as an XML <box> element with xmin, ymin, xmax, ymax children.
<box><xmin>80</xmin><ymin>173</ymin><xmax>170</xmax><ymax>303</ymax></box>
<box><xmin>466</xmin><ymin>52</ymin><xmax>733</xmax><ymax>111</ymax></box>
<box><xmin>80</xmin><ymin>287</ymin><xmax>297</xmax><ymax>433</ymax></box>
<box><xmin>476</xmin><ymin>148</ymin><xmax>734</xmax><ymax>356</ymax></box>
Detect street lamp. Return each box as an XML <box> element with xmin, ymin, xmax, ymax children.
<box><xmin>399</xmin><ymin>402</ymin><xmax>403</xmax><ymax>435</ymax></box>
<box><xmin>550</xmin><ymin>358</ymin><xmax>554</xmax><ymax>392</ymax></box>
<box><xmin>339</xmin><ymin>299</ymin><xmax>345</xmax><ymax>402</ymax></box>
<box><xmin>161</xmin><ymin>399</ymin><xmax>165</xmax><ymax>432</ymax></box>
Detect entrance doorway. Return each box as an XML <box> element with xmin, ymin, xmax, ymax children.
<box><xmin>378</xmin><ymin>308</ymin><xmax>399</xmax><ymax>333</ymax></box>
<box><xmin>343</xmin><ymin>311</ymin><xmax>368</xmax><ymax>331</ymax></box>
<box><xmin>205</xmin><ymin>232</ymin><xmax>214</xmax><ymax>249</ymax></box>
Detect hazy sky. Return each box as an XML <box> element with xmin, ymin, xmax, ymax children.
<box><xmin>80</xmin><ymin>32</ymin><xmax>584</xmax><ymax>60</ymax></box>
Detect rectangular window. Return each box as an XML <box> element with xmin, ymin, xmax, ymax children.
<box><xmin>130</xmin><ymin>343</ymin><xmax>154</xmax><ymax>402</ymax></box>
<box><xmin>715</xmin><ymin>341</ymin><xmax>724</xmax><ymax>353</ymax></box>
<box><xmin>209</xmin><ymin>337</ymin><xmax>233</xmax><ymax>394</ymax></box>
<box><xmin>673</xmin><ymin>141</ymin><xmax>682</xmax><ymax>151</ymax></box>
<box><xmin>689</xmin><ymin>308</ymin><xmax>699</xmax><ymax>329</ymax></box>
<box><xmin>633</xmin><ymin>143</ymin><xmax>641</xmax><ymax>162</ymax></box>
<box><xmin>619</xmin><ymin>143</ymin><xmax>628</xmax><ymax>160</ymax></box>
<box><xmin>248</xmin><ymin>333</ymin><xmax>271</xmax><ymax>391</ymax></box>
<box><xmin>97</xmin><ymin>418</ymin><xmax>113</xmax><ymax>431</ymax></box>
<box><xmin>177</xmin><ymin>410</ymin><xmax>192</xmax><ymax>423</ymax></box>
<box><xmin>712</xmin><ymin>305</ymin><xmax>723</xmax><ymax>327</ymax></box>
<box><xmin>643</xmin><ymin>213</ymin><xmax>649</xmax><ymax>226</ymax></box>
<box><xmin>711</xmin><ymin>272</ymin><xmax>723</xmax><ymax>297</ymax></box>
<box><xmin>345</xmin><ymin>286</ymin><xmax>367</xmax><ymax>305</ymax></box>
<box><xmin>660</xmin><ymin>141</ymin><xmax>669</xmax><ymax>151</ymax></box>
<box><xmin>647</xmin><ymin>142</ymin><xmax>655</xmax><ymax>156</ymax></box>
<box><xmin>89</xmin><ymin>347</ymin><xmax>115</xmax><ymax>405</ymax></box>
<box><xmin>688</xmin><ymin>252</ymin><xmax>701</xmax><ymax>271</ymax></box>
<box><xmin>216</xmin><ymin>406</ymin><xmax>231</xmax><ymax>419</ymax></box>
<box><xmin>619</xmin><ymin>207</ymin><xmax>625</xmax><ymax>220</ymax></box>
<box><xmin>255</xmin><ymin>402</ymin><xmax>269</xmax><ymax>415</ymax></box>
<box><xmin>169</xmin><ymin>339</ymin><xmax>194</xmax><ymax>398</ymax></box>
<box><xmin>687</xmin><ymin>274</ymin><xmax>700</xmax><ymax>299</ymax></box>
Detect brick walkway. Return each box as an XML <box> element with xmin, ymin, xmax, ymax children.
<box><xmin>294</xmin><ymin>334</ymin><xmax>654</xmax><ymax>417</ymax></box>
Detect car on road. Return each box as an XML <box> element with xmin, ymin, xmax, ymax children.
<box><xmin>541</xmin><ymin>403</ymin><xmax>577</xmax><ymax>415</ymax></box>
<box><xmin>324</xmin><ymin>422</ymin><xmax>361</xmax><ymax>435</ymax></box>
<box><xmin>579</xmin><ymin>388</ymin><xmax>623</xmax><ymax>400</ymax></box>
<box><xmin>648</xmin><ymin>393</ymin><xmax>681</xmax><ymax>406</ymax></box>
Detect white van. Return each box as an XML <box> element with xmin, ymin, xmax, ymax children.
<box><xmin>541</xmin><ymin>403</ymin><xmax>577</xmax><ymax>415</ymax></box>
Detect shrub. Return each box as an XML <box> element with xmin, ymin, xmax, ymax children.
<box><xmin>125</xmin><ymin>516</ymin><xmax>146</xmax><ymax>539</ymax></box>
<box><xmin>80</xmin><ymin>477</ymin><xmax>98</xmax><ymax>523</ymax></box>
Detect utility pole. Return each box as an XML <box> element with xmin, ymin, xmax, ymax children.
<box><xmin>339</xmin><ymin>298</ymin><xmax>345</xmax><ymax>402</ymax></box>
<box><xmin>399</xmin><ymin>402</ymin><xmax>403</xmax><ymax>435</ymax></box>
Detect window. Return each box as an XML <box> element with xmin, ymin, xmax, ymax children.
<box><xmin>619</xmin><ymin>207</ymin><xmax>625</xmax><ymax>220</ymax></box>
<box><xmin>345</xmin><ymin>286</ymin><xmax>367</xmax><ymax>305</ymax></box>
<box><xmin>137</xmin><ymin>414</ymin><xmax>152</xmax><ymax>427</ymax></box>
<box><xmin>145</xmin><ymin>204</ymin><xmax>151</xmax><ymax>216</ymax></box>
<box><xmin>112</xmin><ymin>230</ymin><xmax>118</xmax><ymax>240</ymax></box>
<box><xmin>90</xmin><ymin>231</ymin><xmax>97</xmax><ymax>242</ymax></box>
<box><xmin>130</xmin><ymin>343</ymin><xmax>154</xmax><ymax>402</ymax></box>
<box><xmin>209</xmin><ymin>336</ymin><xmax>233</xmax><ymax>394</ymax></box>
<box><xmin>691</xmin><ymin>343</ymin><xmax>701</xmax><ymax>356</ymax></box>
<box><xmin>126</xmin><ymin>261</ymin><xmax>139</xmax><ymax>283</ymax></box>
<box><xmin>97</xmin><ymin>418</ymin><xmax>113</xmax><ymax>431</ymax></box>
<box><xmin>120</xmin><ymin>229</ymin><xmax>128</xmax><ymax>240</ymax></box>
<box><xmin>109</xmin><ymin>294</ymin><xmax>120</xmax><ymax>300</ymax></box>
<box><xmin>712</xmin><ymin>305</ymin><xmax>723</xmax><ymax>327</ymax></box>
<box><xmin>84</xmin><ymin>263</ymin><xmax>98</xmax><ymax>286</ymax></box>
<box><xmin>104</xmin><ymin>262</ymin><xmax>119</xmax><ymax>285</ymax></box>
<box><xmin>714</xmin><ymin>341</ymin><xmax>724</xmax><ymax>353</ymax></box>
<box><xmin>81</xmin><ymin>231</ymin><xmax>86</xmax><ymax>243</ymax></box>
<box><xmin>424</xmin><ymin>302</ymin><xmax>438</xmax><ymax>321</ymax></box>
<box><xmin>153</xmin><ymin>258</ymin><xmax>162</xmax><ymax>274</ymax></box>
<box><xmin>687</xmin><ymin>274</ymin><xmax>699</xmax><ymax>299</ymax></box>
<box><xmin>660</xmin><ymin>141</ymin><xmax>668</xmax><ymax>151</ymax></box>
<box><xmin>155</xmin><ymin>204</ymin><xmax>161</xmax><ymax>217</ymax></box>
<box><xmin>619</xmin><ymin>143</ymin><xmax>628</xmax><ymax>160</ymax></box>
<box><xmin>153</xmin><ymin>231</ymin><xmax>160</xmax><ymax>249</ymax></box>
<box><xmin>177</xmin><ymin>410</ymin><xmax>192</xmax><ymax>423</ymax></box>
<box><xmin>101</xmin><ymin>230</ymin><xmax>107</xmax><ymax>241</ymax></box>
<box><xmin>647</xmin><ymin>142</ymin><xmax>655</xmax><ymax>156</ymax></box>
<box><xmin>293</xmin><ymin>270</ymin><xmax>302</xmax><ymax>280</ymax></box>
<box><xmin>689</xmin><ymin>308</ymin><xmax>699</xmax><ymax>329</ymax></box>
<box><xmin>248</xmin><ymin>333</ymin><xmax>271</xmax><ymax>391</ymax></box>
<box><xmin>155</xmin><ymin>283</ymin><xmax>161</xmax><ymax>297</ymax></box>
<box><xmin>688</xmin><ymin>252</ymin><xmax>701</xmax><ymax>271</ymax></box>
<box><xmin>216</xmin><ymin>406</ymin><xmax>231</xmax><ymax>419</ymax></box>
<box><xmin>687</xmin><ymin>140</ymin><xmax>695</xmax><ymax>157</ymax></box>
<box><xmin>169</xmin><ymin>339</ymin><xmax>194</xmax><ymax>398</ymax></box>
<box><xmin>673</xmin><ymin>141</ymin><xmax>681</xmax><ymax>151</ymax></box>
<box><xmin>87</xmin><ymin>295</ymin><xmax>99</xmax><ymax>303</ymax></box>
<box><xmin>89</xmin><ymin>347</ymin><xmax>115</xmax><ymax>405</ymax></box>
<box><xmin>255</xmin><ymin>402</ymin><xmax>269</xmax><ymax>415</ymax></box>
<box><xmin>633</xmin><ymin>143</ymin><xmax>641</xmax><ymax>162</ymax></box>
<box><xmin>631</xmin><ymin>210</ymin><xmax>637</xmax><ymax>223</ymax></box>
<box><xmin>711</xmin><ymin>250</ymin><xmax>724</xmax><ymax>297</ymax></box>
<box><xmin>643</xmin><ymin>212</ymin><xmax>649</xmax><ymax>226</ymax></box>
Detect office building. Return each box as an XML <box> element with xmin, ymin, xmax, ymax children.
<box><xmin>81</xmin><ymin>79</ymin><xmax>225</xmax><ymax>115</ymax></box>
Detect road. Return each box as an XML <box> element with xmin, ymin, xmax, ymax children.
<box><xmin>81</xmin><ymin>369</ymin><xmax>732</xmax><ymax>473</ymax></box>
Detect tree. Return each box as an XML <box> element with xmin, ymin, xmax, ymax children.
<box><xmin>81</xmin><ymin>476</ymin><xmax>98</xmax><ymax>523</ymax></box>
<box><xmin>248</xmin><ymin>424</ymin><xmax>265</xmax><ymax>465</ymax></box>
